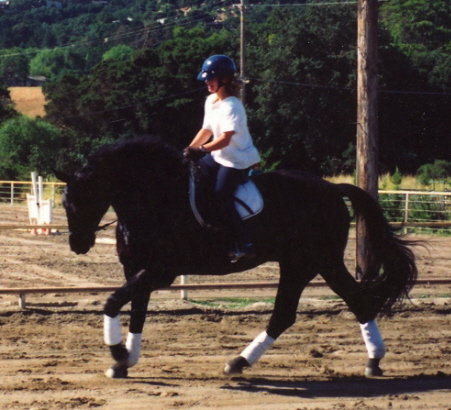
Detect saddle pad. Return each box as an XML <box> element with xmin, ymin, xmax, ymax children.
<box><xmin>234</xmin><ymin>180</ymin><xmax>264</xmax><ymax>220</ymax></box>
<box><xmin>189</xmin><ymin>176</ymin><xmax>264</xmax><ymax>227</ymax></box>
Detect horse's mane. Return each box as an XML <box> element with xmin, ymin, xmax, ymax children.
<box><xmin>80</xmin><ymin>136</ymin><xmax>186</xmax><ymax>180</ymax></box>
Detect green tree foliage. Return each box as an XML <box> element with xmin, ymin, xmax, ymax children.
<box><xmin>246</xmin><ymin>5</ymin><xmax>358</xmax><ymax>173</ymax></box>
<box><xmin>0</xmin><ymin>48</ymin><xmax>30</xmax><ymax>84</ymax></box>
<box><xmin>389</xmin><ymin>167</ymin><xmax>403</xmax><ymax>190</ymax></box>
<box><xmin>102</xmin><ymin>45</ymin><xmax>134</xmax><ymax>62</ymax></box>
<box><xmin>44</xmin><ymin>27</ymin><xmax>234</xmax><ymax>150</ymax></box>
<box><xmin>0</xmin><ymin>115</ymin><xmax>63</xmax><ymax>179</ymax></box>
<box><xmin>0</xmin><ymin>83</ymin><xmax>17</xmax><ymax>123</ymax></box>
<box><xmin>29</xmin><ymin>47</ymin><xmax>91</xmax><ymax>80</ymax></box>
<box><xmin>1</xmin><ymin>0</ymin><xmax>451</xmax><ymax>177</ymax></box>
<box><xmin>416</xmin><ymin>160</ymin><xmax>451</xmax><ymax>189</ymax></box>
<box><xmin>381</xmin><ymin>0</ymin><xmax>451</xmax><ymax>89</ymax></box>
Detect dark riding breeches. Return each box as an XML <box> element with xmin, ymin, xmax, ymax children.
<box><xmin>197</xmin><ymin>154</ymin><xmax>250</xmax><ymax>244</ymax></box>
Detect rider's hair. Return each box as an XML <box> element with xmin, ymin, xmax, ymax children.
<box><xmin>222</xmin><ymin>73</ymin><xmax>244</xmax><ymax>99</ymax></box>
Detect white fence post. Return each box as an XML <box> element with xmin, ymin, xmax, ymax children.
<box><xmin>404</xmin><ymin>192</ymin><xmax>410</xmax><ymax>234</ymax></box>
<box><xmin>18</xmin><ymin>293</ymin><xmax>26</xmax><ymax>309</ymax></box>
<box><xmin>180</xmin><ymin>275</ymin><xmax>188</xmax><ymax>300</ymax></box>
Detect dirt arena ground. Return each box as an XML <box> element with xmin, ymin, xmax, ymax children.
<box><xmin>0</xmin><ymin>205</ymin><xmax>450</xmax><ymax>409</ymax></box>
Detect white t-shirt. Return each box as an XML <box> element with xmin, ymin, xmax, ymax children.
<box><xmin>202</xmin><ymin>94</ymin><xmax>261</xmax><ymax>169</ymax></box>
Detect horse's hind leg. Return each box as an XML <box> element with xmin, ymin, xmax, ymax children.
<box><xmin>103</xmin><ymin>269</ymin><xmax>151</xmax><ymax>378</ymax></box>
<box><xmin>360</xmin><ymin>320</ymin><xmax>385</xmax><ymax>376</ymax></box>
<box><xmin>224</xmin><ymin>264</ymin><xmax>313</xmax><ymax>375</ymax></box>
<box><xmin>321</xmin><ymin>262</ymin><xmax>386</xmax><ymax>376</ymax></box>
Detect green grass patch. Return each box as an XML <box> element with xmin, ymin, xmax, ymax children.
<box><xmin>317</xmin><ymin>295</ymin><xmax>342</xmax><ymax>301</ymax></box>
<box><xmin>191</xmin><ymin>297</ymin><xmax>275</xmax><ymax>309</ymax></box>
<box><xmin>413</xmin><ymin>293</ymin><xmax>451</xmax><ymax>299</ymax></box>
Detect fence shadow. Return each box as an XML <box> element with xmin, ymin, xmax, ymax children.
<box><xmin>222</xmin><ymin>374</ymin><xmax>451</xmax><ymax>399</ymax></box>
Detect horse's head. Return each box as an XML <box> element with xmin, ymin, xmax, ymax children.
<box><xmin>55</xmin><ymin>169</ymin><xmax>111</xmax><ymax>255</ymax></box>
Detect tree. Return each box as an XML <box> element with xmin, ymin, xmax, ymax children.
<box><xmin>0</xmin><ymin>115</ymin><xmax>63</xmax><ymax>179</ymax></box>
<box><xmin>0</xmin><ymin>83</ymin><xmax>17</xmax><ymax>123</ymax></box>
<box><xmin>44</xmin><ymin>26</ymin><xmax>235</xmax><ymax>154</ymax></box>
<box><xmin>3</xmin><ymin>0</ymin><xmax>450</xmax><ymax>175</ymax></box>
<box><xmin>381</xmin><ymin>0</ymin><xmax>451</xmax><ymax>87</ymax></box>
<box><xmin>102</xmin><ymin>45</ymin><xmax>134</xmax><ymax>62</ymax></box>
<box><xmin>247</xmin><ymin>6</ymin><xmax>357</xmax><ymax>173</ymax></box>
<box><xmin>0</xmin><ymin>48</ymin><xmax>30</xmax><ymax>85</ymax></box>
<box><xmin>381</xmin><ymin>0</ymin><xmax>451</xmax><ymax>53</ymax></box>
<box><xmin>416</xmin><ymin>160</ymin><xmax>451</xmax><ymax>189</ymax></box>
<box><xmin>29</xmin><ymin>47</ymin><xmax>90</xmax><ymax>80</ymax></box>
<box><xmin>390</xmin><ymin>167</ymin><xmax>403</xmax><ymax>189</ymax></box>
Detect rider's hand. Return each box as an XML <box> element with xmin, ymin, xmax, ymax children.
<box><xmin>183</xmin><ymin>146</ymin><xmax>207</xmax><ymax>161</ymax></box>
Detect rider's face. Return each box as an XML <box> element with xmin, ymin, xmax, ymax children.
<box><xmin>205</xmin><ymin>77</ymin><xmax>219</xmax><ymax>93</ymax></box>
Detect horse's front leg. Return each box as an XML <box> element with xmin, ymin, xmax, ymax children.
<box><xmin>103</xmin><ymin>269</ymin><xmax>151</xmax><ymax>378</ymax></box>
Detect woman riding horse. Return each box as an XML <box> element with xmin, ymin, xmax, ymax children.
<box><xmin>184</xmin><ymin>54</ymin><xmax>260</xmax><ymax>263</ymax></box>
<box><xmin>56</xmin><ymin>138</ymin><xmax>417</xmax><ymax>380</ymax></box>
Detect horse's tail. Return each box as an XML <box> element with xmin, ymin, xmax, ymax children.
<box><xmin>337</xmin><ymin>183</ymin><xmax>418</xmax><ymax>316</ymax></box>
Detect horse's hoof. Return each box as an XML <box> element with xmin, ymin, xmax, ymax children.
<box><xmin>365</xmin><ymin>366</ymin><xmax>383</xmax><ymax>377</ymax></box>
<box><xmin>224</xmin><ymin>356</ymin><xmax>250</xmax><ymax>375</ymax></box>
<box><xmin>105</xmin><ymin>364</ymin><xmax>128</xmax><ymax>379</ymax></box>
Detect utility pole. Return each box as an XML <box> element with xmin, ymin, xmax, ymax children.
<box><xmin>239</xmin><ymin>0</ymin><xmax>246</xmax><ymax>104</ymax></box>
<box><xmin>356</xmin><ymin>0</ymin><xmax>379</xmax><ymax>279</ymax></box>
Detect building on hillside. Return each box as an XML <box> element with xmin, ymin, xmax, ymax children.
<box><xmin>27</xmin><ymin>76</ymin><xmax>46</xmax><ymax>86</ymax></box>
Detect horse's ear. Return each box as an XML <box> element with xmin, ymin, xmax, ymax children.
<box><xmin>53</xmin><ymin>169</ymin><xmax>72</xmax><ymax>183</ymax></box>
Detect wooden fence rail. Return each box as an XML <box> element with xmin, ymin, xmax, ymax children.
<box><xmin>1</xmin><ymin>278</ymin><xmax>450</xmax><ymax>309</ymax></box>
<box><xmin>2</xmin><ymin>221</ymin><xmax>451</xmax><ymax>233</ymax></box>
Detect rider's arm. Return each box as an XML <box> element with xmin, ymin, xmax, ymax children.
<box><xmin>201</xmin><ymin>131</ymin><xmax>235</xmax><ymax>152</ymax></box>
<box><xmin>189</xmin><ymin>128</ymin><xmax>212</xmax><ymax>148</ymax></box>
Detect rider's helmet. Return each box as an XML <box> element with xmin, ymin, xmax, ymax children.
<box><xmin>197</xmin><ymin>55</ymin><xmax>237</xmax><ymax>81</ymax></box>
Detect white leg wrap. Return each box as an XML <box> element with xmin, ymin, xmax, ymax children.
<box><xmin>104</xmin><ymin>315</ymin><xmax>122</xmax><ymax>346</ymax></box>
<box><xmin>240</xmin><ymin>331</ymin><xmax>275</xmax><ymax>366</ymax></box>
<box><xmin>360</xmin><ymin>320</ymin><xmax>386</xmax><ymax>359</ymax></box>
<box><xmin>125</xmin><ymin>332</ymin><xmax>142</xmax><ymax>367</ymax></box>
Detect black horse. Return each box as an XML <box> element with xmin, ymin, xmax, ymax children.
<box><xmin>55</xmin><ymin>137</ymin><xmax>417</xmax><ymax>379</ymax></box>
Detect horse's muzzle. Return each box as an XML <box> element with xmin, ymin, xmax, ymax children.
<box><xmin>69</xmin><ymin>232</ymin><xmax>96</xmax><ymax>254</ymax></box>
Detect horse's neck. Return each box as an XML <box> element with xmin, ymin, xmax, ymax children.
<box><xmin>113</xmin><ymin>172</ymin><xmax>192</xmax><ymax>225</ymax></box>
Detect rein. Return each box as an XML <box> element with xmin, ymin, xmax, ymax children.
<box><xmin>95</xmin><ymin>219</ymin><xmax>117</xmax><ymax>232</ymax></box>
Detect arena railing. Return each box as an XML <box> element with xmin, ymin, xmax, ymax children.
<box><xmin>0</xmin><ymin>180</ymin><xmax>65</xmax><ymax>205</ymax></box>
<box><xmin>0</xmin><ymin>182</ymin><xmax>450</xmax><ymax>230</ymax></box>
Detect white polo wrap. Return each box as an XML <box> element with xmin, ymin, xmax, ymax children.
<box><xmin>240</xmin><ymin>331</ymin><xmax>275</xmax><ymax>366</ymax></box>
<box><xmin>360</xmin><ymin>320</ymin><xmax>386</xmax><ymax>359</ymax></box>
<box><xmin>125</xmin><ymin>332</ymin><xmax>142</xmax><ymax>367</ymax></box>
<box><xmin>104</xmin><ymin>314</ymin><xmax>122</xmax><ymax>346</ymax></box>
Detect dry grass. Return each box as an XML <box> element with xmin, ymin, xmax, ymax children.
<box><xmin>8</xmin><ymin>87</ymin><xmax>46</xmax><ymax>117</ymax></box>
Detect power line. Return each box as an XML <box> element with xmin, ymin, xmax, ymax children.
<box><xmin>248</xmin><ymin>0</ymin><xmax>388</xmax><ymax>7</ymax></box>
<box><xmin>0</xmin><ymin>15</ymin><xmax>214</xmax><ymax>60</ymax></box>
<box><xmin>59</xmin><ymin>78</ymin><xmax>451</xmax><ymax>122</ymax></box>
<box><xmin>249</xmin><ymin>1</ymin><xmax>358</xmax><ymax>7</ymax></box>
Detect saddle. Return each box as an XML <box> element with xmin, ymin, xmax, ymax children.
<box><xmin>189</xmin><ymin>172</ymin><xmax>264</xmax><ymax>228</ymax></box>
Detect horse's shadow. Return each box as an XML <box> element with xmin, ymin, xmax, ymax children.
<box><xmin>221</xmin><ymin>374</ymin><xmax>451</xmax><ymax>399</ymax></box>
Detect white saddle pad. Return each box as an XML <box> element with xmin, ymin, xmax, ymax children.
<box><xmin>234</xmin><ymin>180</ymin><xmax>264</xmax><ymax>220</ymax></box>
<box><xmin>189</xmin><ymin>177</ymin><xmax>264</xmax><ymax>227</ymax></box>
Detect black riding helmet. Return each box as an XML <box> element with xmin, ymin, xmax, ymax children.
<box><xmin>197</xmin><ymin>55</ymin><xmax>237</xmax><ymax>81</ymax></box>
